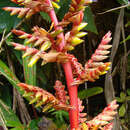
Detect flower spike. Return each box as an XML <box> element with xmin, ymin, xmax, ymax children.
<box><xmin>86</xmin><ymin>100</ymin><xmax>118</xmax><ymax>129</ymax></box>
<box><xmin>3</xmin><ymin>0</ymin><xmax>53</xmax><ymax>19</ymax></box>
<box><xmin>54</xmin><ymin>80</ymin><xmax>68</xmax><ymax>104</ymax></box>
<box><xmin>71</xmin><ymin>31</ymin><xmax>112</xmax><ymax>85</ymax></box>
<box><xmin>18</xmin><ymin>83</ymin><xmax>72</xmax><ymax>111</ymax></box>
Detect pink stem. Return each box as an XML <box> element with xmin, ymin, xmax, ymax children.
<box><xmin>45</xmin><ymin>0</ymin><xmax>79</xmax><ymax>129</ymax></box>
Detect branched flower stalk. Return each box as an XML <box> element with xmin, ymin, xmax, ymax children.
<box><xmin>3</xmin><ymin>0</ymin><xmax>118</xmax><ymax>129</ymax></box>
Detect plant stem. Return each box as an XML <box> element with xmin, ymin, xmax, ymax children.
<box><xmin>46</xmin><ymin>0</ymin><xmax>79</xmax><ymax>129</ymax></box>
<box><xmin>62</xmin><ymin>62</ymin><xmax>79</xmax><ymax>129</ymax></box>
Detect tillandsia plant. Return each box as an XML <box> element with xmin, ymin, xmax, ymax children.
<box><xmin>3</xmin><ymin>0</ymin><xmax>119</xmax><ymax>129</ymax></box>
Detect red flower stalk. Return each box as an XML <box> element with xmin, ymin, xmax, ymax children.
<box><xmin>45</xmin><ymin>0</ymin><xmax>80</xmax><ymax>128</ymax></box>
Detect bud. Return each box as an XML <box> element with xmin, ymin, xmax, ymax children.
<box><xmin>41</xmin><ymin>61</ymin><xmax>47</xmax><ymax>66</ymax></box>
<box><xmin>87</xmin><ymin>62</ymin><xmax>104</xmax><ymax>68</ymax></box>
<box><xmin>50</xmin><ymin>29</ymin><xmax>63</xmax><ymax>37</ymax></box>
<box><xmin>26</xmin><ymin>10</ymin><xmax>34</xmax><ymax>18</ymax></box>
<box><xmin>82</xmin><ymin>123</ymin><xmax>88</xmax><ymax>130</ymax></box>
<box><xmin>35</xmin><ymin>100</ymin><xmax>45</xmax><ymax>107</ymax></box>
<box><xmin>95</xmin><ymin>50</ymin><xmax>110</xmax><ymax>55</ymax></box>
<box><xmin>10</xmin><ymin>8</ymin><xmax>19</xmax><ymax>16</ymax></box>
<box><xmin>98</xmin><ymin>65</ymin><xmax>106</xmax><ymax>72</ymax></box>
<box><xmin>28</xmin><ymin>54</ymin><xmax>40</xmax><ymax>67</ymax></box>
<box><xmin>40</xmin><ymin>41</ymin><xmax>51</xmax><ymax>51</ymax></box>
<box><xmin>72</xmin><ymin>0</ymin><xmax>77</xmax><ymax>5</ymax></box>
<box><xmin>19</xmin><ymin>33</ymin><xmax>32</xmax><ymax>39</ymax></box>
<box><xmin>85</xmin><ymin>0</ymin><xmax>97</xmax><ymax>4</ymax></box>
<box><xmin>18</xmin><ymin>8</ymin><xmax>28</xmax><ymax>18</ymax></box>
<box><xmin>77</xmin><ymin>23</ymin><xmax>88</xmax><ymax>31</ymax></box>
<box><xmin>99</xmin><ymin>115</ymin><xmax>113</xmax><ymax>121</ymax></box>
<box><xmin>12</xmin><ymin>29</ymin><xmax>25</xmax><ymax>36</ymax></box>
<box><xmin>35</xmin><ymin>92</ymin><xmax>42</xmax><ymax>98</ymax></box>
<box><xmin>100</xmin><ymin>71</ymin><xmax>107</xmax><ymax>75</ymax></box>
<box><xmin>77</xmin><ymin>5</ymin><xmax>86</xmax><ymax>11</ymax></box>
<box><xmin>26</xmin><ymin>36</ymin><xmax>37</xmax><ymax>44</ymax></box>
<box><xmin>103</xmin><ymin>122</ymin><xmax>113</xmax><ymax>130</ymax></box>
<box><xmin>94</xmin><ymin>120</ymin><xmax>108</xmax><ymax>126</ymax></box>
<box><xmin>51</xmin><ymin>1</ymin><xmax>60</xmax><ymax>9</ymax></box>
<box><xmin>92</xmin><ymin>55</ymin><xmax>108</xmax><ymax>61</ymax></box>
<box><xmin>42</xmin><ymin>103</ymin><xmax>53</xmax><ymax>112</ymax></box>
<box><xmin>35</xmin><ymin>95</ymin><xmax>48</xmax><ymax>107</ymax></box>
<box><xmin>22</xmin><ymin>50</ymin><xmax>33</xmax><ymax>58</ymax></box>
<box><xmin>23</xmin><ymin>92</ymin><xmax>33</xmax><ymax>97</ymax></box>
<box><xmin>79</xmin><ymin>0</ymin><xmax>85</xmax><ymax>5</ymax></box>
<box><xmin>10</xmin><ymin>42</ymin><xmax>26</xmax><ymax>51</ymax></box>
<box><xmin>64</xmin><ymin>45</ymin><xmax>74</xmax><ymax>51</ymax></box>
<box><xmin>34</xmin><ymin>39</ymin><xmax>45</xmax><ymax>46</ymax></box>
<box><xmin>71</xmin><ymin>37</ymin><xmax>84</xmax><ymax>46</ymax></box>
<box><xmin>24</xmin><ymin>0</ymin><xmax>32</xmax><ymax>3</ymax></box>
<box><xmin>17</xmin><ymin>0</ymin><xmax>24</xmax><ymax>2</ymax></box>
<box><xmin>14</xmin><ymin>45</ymin><xmax>25</xmax><ymax>51</ymax></box>
<box><xmin>69</xmin><ymin>5</ymin><xmax>75</xmax><ymax>12</ymax></box>
<box><xmin>29</xmin><ymin>97</ymin><xmax>39</xmax><ymax>104</ymax></box>
<box><xmin>75</xmin><ymin>32</ymin><xmax>87</xmax><ymax>38</ymax></box>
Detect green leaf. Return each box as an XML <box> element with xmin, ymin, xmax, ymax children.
<box><xmin>23</xmin><ymin>56</ymin><xmax>36</xmax><ymax>85</ymax></box>
<box><xmin>119</xmin><ymin>104</ymin><xmax>126</xmax><ymax>117</ymax></box>
<box><xmin>115</xmin><ymin>97</ymin><xmax>123</xmax><ymax>103</ymax></box>
<box><xmin>78</xmin><ymin>87</ymin><xmax>103</xmax><ymax>99</ymax></box>
<box><xmin>0</xmin><ymin>100</ymin><xmax>23</xmax><ymax>128</ymax></box>
<box><xmin>121</xmin><ymin>119</ymin><xmax>125</xmax><ymax>124</ymax></box>
<box><xmin>116</xmin><ymin>0</ymin><xmax>130</xmax><ymax>9</ymax></box>
<box><xmin>120</xmin><ymin>35</ymin><xmax>130</xmax><ymax>44</ymax></box>
<box><xmin>0</xmin><ymin>0</ymin><xmax>20</xmax><ymax>33</ymax></box>
<box><xmin>116</xmin><ymin>0</ymin><xmax>129</xmax><ymax>5</ymax></box>
<box><xmin>6</xmin><ymin>35</ymin><xmax>23</xmax><ymax>65</ymax></box>
<box><xmin>125</xmin><ymin>21</ymin><xmax>130</xmax><ymax>28</ymax></box>
<box><xmin>126</xmin><ymin>96</ymin><xmax>130</xmax><ymax>101</ymax></box>
<box><xmin>0</xmin><ymin>85</ymin><xmax>12</xmax><ymax>107</ymax></box>
<box><xmin>83</xmin><ymin>6</ymin><xmax>98</xmax><ymax>34</ymax></box>
<box><xmin>13</xmin><ymin>50</ymin><xmax>23</xmax><ymax>65</ymax></box>
<box><xmin>56</xmin><ymin>0</ymin><xmax>71</xmax><ymax>20</ymax></box>
<box><xmin>0</xmin><ymin>59</ymin><xmax>23</xmax><ymax>94</ymax></box>
<box><xmin>52</xmin><ymin>110</ymin><xmax>69</xmax><ymax>128</ymax></box>
<box><xmin>120</xmin><ymin>92</ymin><xmax>126</xmax><ymax>101</ymax></box>
<box><xmin>127</xmin><ymin>89</ymin><xmax>130</xmax><ymax>96</ymax></box>
<box><xmin>22</xmin><ymin>40</ymin><xmax>36</xmax><ymax>86</ymax></box>
<box><xmin>27</xmin><ymin>119</ymin><xmax>40</xmax><ymax>130</ymax></box>
<box><xmin>127</xmin><ymin>55</ymin><xmax>130</xmax><ymax>73</ymax></box>
<box><xmin>40</xmin><ymin>12</ymin><xmax>51</xmax><ymax>23</ymax></box>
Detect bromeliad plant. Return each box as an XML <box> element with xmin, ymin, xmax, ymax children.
<box><xmin>3</xmin><ymin>0</ymin><xmax>118</xmax><ymax>129</ymax></box>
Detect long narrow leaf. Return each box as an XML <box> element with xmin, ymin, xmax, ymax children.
<box><xmin>22</xmin><ymin>41</ymin><xmax>36</xmax><ymax>86</ymax></box>
<box><xmin>78</xmin><ymin>87</ymin><xmax>103</xmax><ymax>99</ymax></box>
<box><xmin>0</xmin><ymin>100</ymin><xmax>23</xmax><ymax>129</ymax></box>
<box><xmin>83</xmin><ymin>6</ymin><xmax>98</xmax><ymax>34</ymax></box>
<box><xmin>0</xmin><ymin>59</ymin><xmax>23</xmax><ymax>94</ymax></box>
